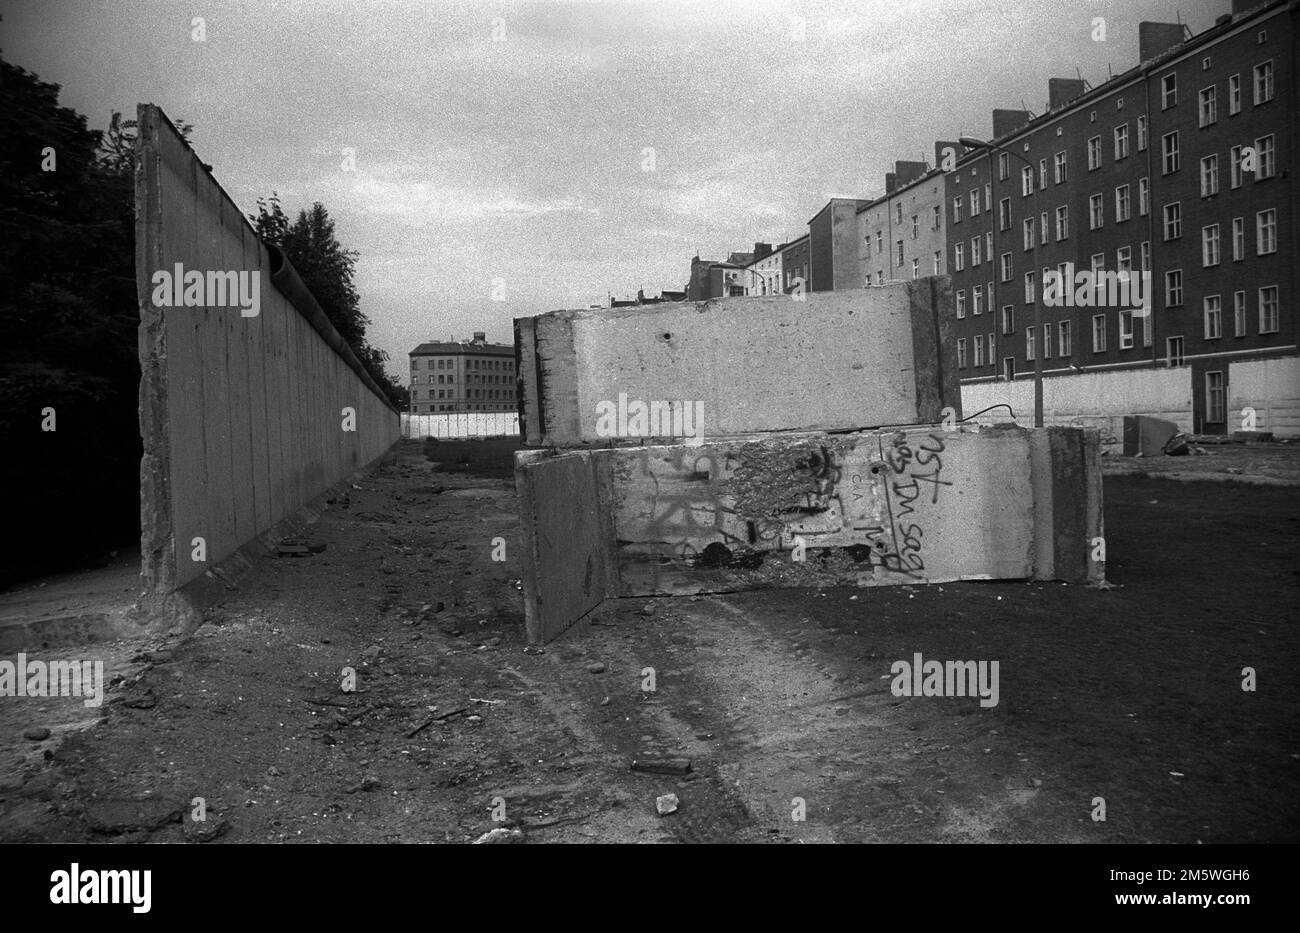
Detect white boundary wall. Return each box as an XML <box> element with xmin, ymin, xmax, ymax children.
<box><xmin>1230</xmin><ymin>356</ymin><xmax>1300</xmax><ymax>437</ymax></box>
<box><xmin>402</xmin><ymin>412</ymin><xmax>520</xmax><ymax>439</ymax></box>
<box><xmin>961</xmin><ymin>367</ymin><xmax>1193</xmax><ymax>446</ymax></box>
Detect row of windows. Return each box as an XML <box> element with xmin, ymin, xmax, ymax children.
<box><xmin>955</xmin><ymin>286</ymin><xmax>1278</xmax><ymax>368</ymax></box>
<box><xmin>411</xmin><ymin>372</ymin><xmax>518</xmax><ymax>385</ymax></box>
<box><xmin>414</xmin><ymin>404</ymin><xmax>512</xmax><ymax>412</ymax></box>
<box><xmin>1159</xmin><ymin>130</ymin><xmax>1274</xmax><ymax>177</ymax></box>
<box><xmin>1162</xmin><ymin>208</ymin><xmax>1277</xmax><ymax>261</ymax></box>
<box><xmin>1161</xmin><ymin>59</ymin><xmax>1273</xmax><ymax>114</ymax></box>
<box><xmin>865</xmin><ymin>206</ymin><xmax>943</xmax><ymax>253</ymax></box>
<box><xmin>412</xmin><ymin>357</ymin><xmax>515</xmax><ymax>371</ymax></box>
<box><xmin>413</xmin><ymin>388</ymin><xmax>516</xmax><ymax>400</ymax></box>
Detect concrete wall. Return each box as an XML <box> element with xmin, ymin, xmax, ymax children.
<box><xmin>1230</xmin><ymin>356</ymin><xmax>1300</xmax><ymax>437</ymax></box>
<box><xmin>961</xmin><ymin>367</ymin><xmax>1193</xmax><ymax>445</ymax></box>
<box><xmin>516</xmin><ymin>279</ymin><xmax>959</xmax><ymax>446</ymax></box>
<box><xmin>136</xmin><ymin>104</ymin><xmax>399</xmax><ymax>595</ymax></box>
<box><xmin>402</xmin><ymin>412</ymin><xmax>519</xmax><ymax>439</ymax></box>
<box><xmin>516</xmin><ymin>425</ymin><xmax>1103</xmax><ymax>643</ymax></box>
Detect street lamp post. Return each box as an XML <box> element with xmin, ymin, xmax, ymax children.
<box><xmin>960</xmin><ymin>136</ymin><xmax>1043</xmax><ymax>428</ymax></box>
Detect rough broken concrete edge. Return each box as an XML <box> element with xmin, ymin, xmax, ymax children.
<box><xmin>139</xmin><ymin>444</ymin><xmax>402</xmax><ymax>641</ymax></box>
<box><xmin>907</xmin><ymin>275</ymin><xmax>960</xmax><ymax>423</ymax></box>
<box><xmin>135</xmin><ymin>104</ymin><xmax>174</xmax><ymax>598</ymax></box>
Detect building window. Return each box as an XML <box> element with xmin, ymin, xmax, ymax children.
<box><xmin>970</xmin><ymin>190</ymin><xmax>980</xmax><ymax>216</ymax></box>
<box><xmin>911</xmin><ymin>215</ymin><xmax>919</xmax><ymax>239</ymax></box>
<box><xmin>1259</xmin><ymin>285</ymin><xmax>1279</xmax><ymax>333</ymax></box>
<box><xmin>1025</xmin><ymin>327</ymin><xmax>1036</xmax><ymax>361</ymax></box>
<box><xmin>985</xmin><ymin>232</ymin><xmax>993</xmax><ymax>262</ymax></box>
<box><xmin>1001</xmin><ymin>305</ymin><xmax>1014</xmax><ymax>334</ymax></box>
<box><xmin>1021</xmin><ymin>165</ymin><xmax>1034</xmax><ymax>196</ymax></box>
<box><xmin>1022</xmin><ymin>217</ymin><xmax>1034</xmax><ymax>251</ymax></box>
<box><xmin>876</xmin><ymin>232</ymin><xmax>883</xmax><ymax>252</ymax></box>
<box><xmin>1055</xmin><ymin>205</ymin><xmax>1068</xmax><ymax>241</ymax></box>
<box><xmin>1203</xmin><ymin>295</ymin><xmax>1222</xmax><ymax>339</ymax></box>
<box><xmin>1163</xmin><ymin>202</ymin><xmax>1182</xmax><ymax>240</ymax></box>
<box><xmin>952</xmin><ymin>196</ymin><xmax>963</xmax><ymax>223</ymax></box>
<box><xmin>932</xmin><ymin>205</ymin><xmax>941</xmax><ymax>229</ymax></box>
<box><xmin>954</xmin><ymin>242</ymin><xmax>965</xmax><ymax>271</ymax></box>
<box><xmin>1141</xmin><ymin>241</ymin><xmax>1151</xmax><ymax>272</ymax></box>
<box><xmin>974</xmin><ymin>335</ymin><xmax>985</xmax><ymax>367</ymax></box>
<box><xmin>1161</xmin><ymin>72</ymin><xmax>1176</xmax><ymax>109</ymax></box>
<box><xmin>896</xmin><ymin>240</ymin><xmax>904</xmax><ymax>267</ymax></box>
<box><xmin>998</xmin><ymin>151</ymin><xmax>1009</xmax><ymax>180</ymax></box>
<box><xmin>1116</xmin><ymin>246</ymin><xmax>1132</xmax><ymax>272</ymax></box>
<box><xmin>896</xmin><ymin>203</ymin><xmax>903</xmax><ymax>225</ymax></box>
<box><xmin>1228</xmin><ymin>74</ymin><xmax>1241</xmax><ymax>114</ymax></box>
<box><xmin>973</xmin><ymin>285</ymin><xmax>984</xmax><ymax>315</ymax></box>
<box><xmin>971</xmin><ymin>235</ymin><xmax>982</xmax><ymax>266</ymax></box>
<box><xmin>1200</xmin><ymin>154</ymin><xmax>1219</xmax><ymax>197</ymax></box>
<box><xmin>1058</xmin><ymin>319</ymin><xmax>1073</xmax><ymax>358</ymax></box>
<box><xmin>1255</xmin><ymin>134</ymin><xmax>1275</xmax><ymax>179</ymax></box>
<box><xmin>1206</xmin><ymin>372</ymin><xmax>1226</xmax><ymax>424</ymax></box>
<box><xmin>1165</xmin><ymin>269</ymin><xmax>1183</xmax><ymax>307</ymax></box>
<box><xmin>1024</xmin><ymin>271</ymin><xmax>1035</xmax><ymax>304</ymax></box>
<box><xmin>1161</xmin><ymin>131</ymin><xmax>1180</xmax><ymax>174</ymax></box>
<box><xmin>933</xmin><ymin>251</ymin><xmax>941</xmax><ymax>275</ymax></box>
<box><xmin>1113</xmin><ymin>125</ymin><xmax>1129</xmax><ymax>161</ymax></box>
<box><xmin>1232</xmin><ymin>217</ymin><xmax>1245</xmax><ymax>260</ymax></box>
<box><xmin>1038</xmin><ymin>159</ymin><xmax>1048</xmax><ymax>190</ymax></box>
<box><xmin>1119</xmin><ymin>310</ymin><xmax>1134</xmax><ymax>349</ymax></box>
<box><xmin>1137</xmin><ymin>115</ymin><xmax>1148</xmax><ymax>151</ymax></box>
<box><xmin>998</xmin><ymin>197</ymin><xmax>1010</xmax><ymax>231</ymax></box>
<box><xmin>1253</xmin><ymin>60</ymin><xmax>1274</xmax><ymax>104</ymax></box>
<box><xmin>1230</xmin><ymin>146</ymin><xmax>1244</xmax><ymax>188</ymax></box>
<box><xmin>1087</xmin><ymin>136</ymin><xmax>1101</xmax><ymax>170</ymax></box>
<box><xmin>1234</xmin><ymin>291</ymin><xmax>1247</xmax><ymax>336</ymax></box>
<box><xmin>957</xmin><ymin>338</ymin><xmax>968</xmax><ymax>369</ymax></box>
<box><xmin>1090</xmin><ymin>252</ymin><xmax>1105</xmax><ymax>276</ymax></box>
<box><xmin>1256</xmin><ymin>209</ymin><xmax>1277</xmax><ymax>255</ymax></box>
<box><xmin>1054</xmin><ymin>151</ymin><xmax>1067</xmax><ymax>184</ymax></box>
<box><xmin>1198</xmin><ymin>86</ymin><xmax>1217</xmax><ymax>127</ymax></box>
<box><xmin>1115</xmin><ymin>185</ymin><xmax>1131</xmax><ymax>222</ymax></box>
<box><xmin>984</xmin><ymin>182</ymin><xmax>992</xmax><ymax>211</ymax></box>
<box><xmin>1202</xmin><ymin>225</ymin><xmax>1220</xmax><ymax>266</ymax></box>
<box><xmin>1167</xmin><ymin>336</ymin><xmax>1185</xmax><ymax>367</ymax></box>
<box><xmin>1091</xmin><ymin>314</ymin><xmax>1107</xmax><ymax>353</ymax></box>
<box><xmin>1000</xmin><ymin>252</ymin><xmax>1013</xmax><ymax>282</ymax></box>
<box><xmin>1089</xmin><ymin>193</ymin><xmax>1104</xmax><ymax>229</ymax></box>
<box><xmin>956</xmin><ymin>289</ymin><xmax>966</xmax><ymax>318</ymax></box>
<box><xmin>911</xmin><ymin>258</ymin><xmax>919</xmax><ymax>279</ymax></box>
<box><xmin>1003</xmin><ymin>356</ymin><xmax>1015</xmax><ymax>380</ymax></box>
<box><xmin>1138</xmin><ymin>177</ymin><xmax>1150</xmax><ymax>216</ymax></box>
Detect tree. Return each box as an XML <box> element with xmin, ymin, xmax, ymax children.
<box><xmin>250</xmin><ymin>195</ymin><xmax>405</xmax><ymax>406</ymax></box>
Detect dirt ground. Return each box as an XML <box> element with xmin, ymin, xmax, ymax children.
<box><xmin>1</xmin><ymin>437</ymin><xmax>1297</xmax><ymax>844</ymax></box>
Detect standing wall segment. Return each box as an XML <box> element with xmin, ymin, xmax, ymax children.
<box><xmin>135</xmin><ymin>103</ymin><xmax>399</xmax><ymax>598</ymax></box>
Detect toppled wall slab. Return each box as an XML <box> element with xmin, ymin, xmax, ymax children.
<box><xmin>515</xmin><ymin>278</ymin><xmax>957</xmax><ymax>447</ymax></box>
<box><xmin>135</xmin><ymin>104</ymin><xmax>400</xmax><ymax>599</ymax></box>
<box><xmin>516</xmin><ymin>425</ymin><xmax>1104</xmax><ymax>643</ymax></box>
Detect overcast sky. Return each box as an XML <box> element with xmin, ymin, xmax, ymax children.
<box><xmin>3</xmin><ymin>0</ymin><xmax>1222</xmax><ymax>381</ymax></box>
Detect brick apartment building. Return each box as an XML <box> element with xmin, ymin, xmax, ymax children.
<box><xmin>408</xmin><ymin>333</ymin><xmax>517</xmax><ymax>414</ymax></box>
<box><xmin>948</xmin><ymin>0</ymin><xmax>1295</xmax><ymax>433</ymax></box>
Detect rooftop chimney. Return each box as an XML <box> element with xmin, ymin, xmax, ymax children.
<box><xmin>1231</xmin><ymin>0</ymin><xmax>1265</xmax><ymax>13</ymax></box>
<box><xmin>472</xmin><ymin>331</ymin><xmax>486</xmax><ymax>344</ymax></box>
<box><xmin>894</xmin><ymin>160</ymin><xmax>928</xmax><ymax>188</ymax></box>
<box><xmin>1048</xmin><ymin>77</ymin><xmax>1088</xmax><ymax>110</ymax></box>
<box><xmin>1139</xmin><ymin>21</ymin><xmax>1185</xmax><ymax>62</ymax></box>
<box><xmin>992</xmin><ymin>108</ymin><xmax>1032</xmax><ymax>139</ymax></box>
<box><xmin>884</xmin><ymin>171</ymin><xmax>897</xmax><ymax>193</ymax></box>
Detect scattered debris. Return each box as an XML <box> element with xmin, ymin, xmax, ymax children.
<box><xmin>183</xmin><ymin>813</ymin><xmax>229</xmax><ymax>843</ymax></box>
<box><xmin>406</xmin><ymin>707</ymin><xmax>469</xmax><ymax>738</ymax></box>
<box><xmin>632</xmin><ymin>757</ymin><xmax>693</xmax><ymax>776</ymax></box>
<box><xmin>473</xmin><ymin>827</ymin><xmax>524</xmax><ymax>844</ymax></box>
<box><xmin>586</xmin><ymin>662</ymin><xmax>607</xmax><ymax>674</ymax></box>
<box><xmin>345</xmin><ymin>776</ymin><xmax>382</xmax><ymax>793</ymax></box>
<box><xmin>655</xmin><ymin>793</ymin><xmax>679</xmax><ymax>816</ymax></box>
<box><xmin>22</xmin><ymin>727</ymin><xmax>51</xmax><ymax>742</ymax></box>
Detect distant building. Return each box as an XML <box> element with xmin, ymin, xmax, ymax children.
<box><xmin>687</xmin><ymin>245</ymin><xmax>766</xmax><ymax>300</ymax></box>
<box><xmin>809</xmin><ymin>198</ymin><xmax>871</xmax><ymax>291</ymax></box>
<box><xmin>858</xmin><ymin>157</ymin><xmax>947</xmax><ymax>286</ymax></box>
<box><xmin>780</xmin><ymin>234</ymin><xmax>811</xmax><ymax>293</ymax></box>
<box><xmin>610</xmin><ymin>289</ymin><xmax>689</xmax><ymax>308</ymax></box>
<box><xmin>408</xmin><ymin>332</ymin><xmax>516</xmax><ymax>414</ymax></box>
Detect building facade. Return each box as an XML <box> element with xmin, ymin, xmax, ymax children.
<box><xmin>408</xmin><ymin>333</ymin><xmax>517</xmax><ymax>414</ymax></box>
<box><xmin>809</xmin><ymin>198</ymin><xmax>871</xmax><ymax>291</ymax></box>
<box><xmin>858</xmin><ymin>157</ymin><xmax>949</xmax><ymax>287</ymax></box>
<box><xmin>947</xmin><ymin>0</ymin><xmax>1295</xmax><ymax>434</ymax></box>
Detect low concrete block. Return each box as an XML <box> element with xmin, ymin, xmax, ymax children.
<box><xmin>1123</xmin><ymin>414</ymin><xmax>1179</xmax><ymax>457</ymax></box>
<box><xmin>515</xmin><ymin>425</ymin><xmax>1103</xmax><ymax>643</ymax></box>
<box><xmin>515</xmin><ymin>278</ymin><xmax>958</xmax><ymax>447</ymax></box>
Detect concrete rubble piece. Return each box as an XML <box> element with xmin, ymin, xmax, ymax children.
<box><xmin>515</xmin><ymin>424</ymin><xmax>1104</xmax><ymax>643</ymax></box>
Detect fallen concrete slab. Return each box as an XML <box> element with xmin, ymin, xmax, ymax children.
<box><xmin>515</xmin><ymin>278</ymin><xmax>957</xmax><ymax>447</ymax></box>
<box><xmin>515</xmin><ymin>425</ymin><xmax>1103</xmax><ymax>642</ymax></box>
<box><xmin>1123</xmin><ymin>415</ymin><xmax>1179</xmax><ymax>457</ymax></box>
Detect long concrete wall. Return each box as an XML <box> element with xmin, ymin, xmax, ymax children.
<box><xmin>516</xmin><ymin>425</ymin><xmax>1103</xmax><ymax>643</ymax></box>
<box><xmin>1230</xmin><ymin>356</ymin><xmax>1300</xmax><ymax>437</ymax></box>
<box><xmin>516</xmin><ymin>279</ymin><xmax>958</xmax><ymax>447</ymax></box>
<box><xmin>402</xmin><ymin>412</ymin><xmax>519</xmax><ymax>439</ymax></box>
<box><xmin>961</xmin><ymin>368</ymin><xmax>1193</xmax><ymax>446</ymax></box>
<box><xmin>136</xmin><ymin>104</ymin><xmax>399</xmax><ymax>595</ymax></box>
